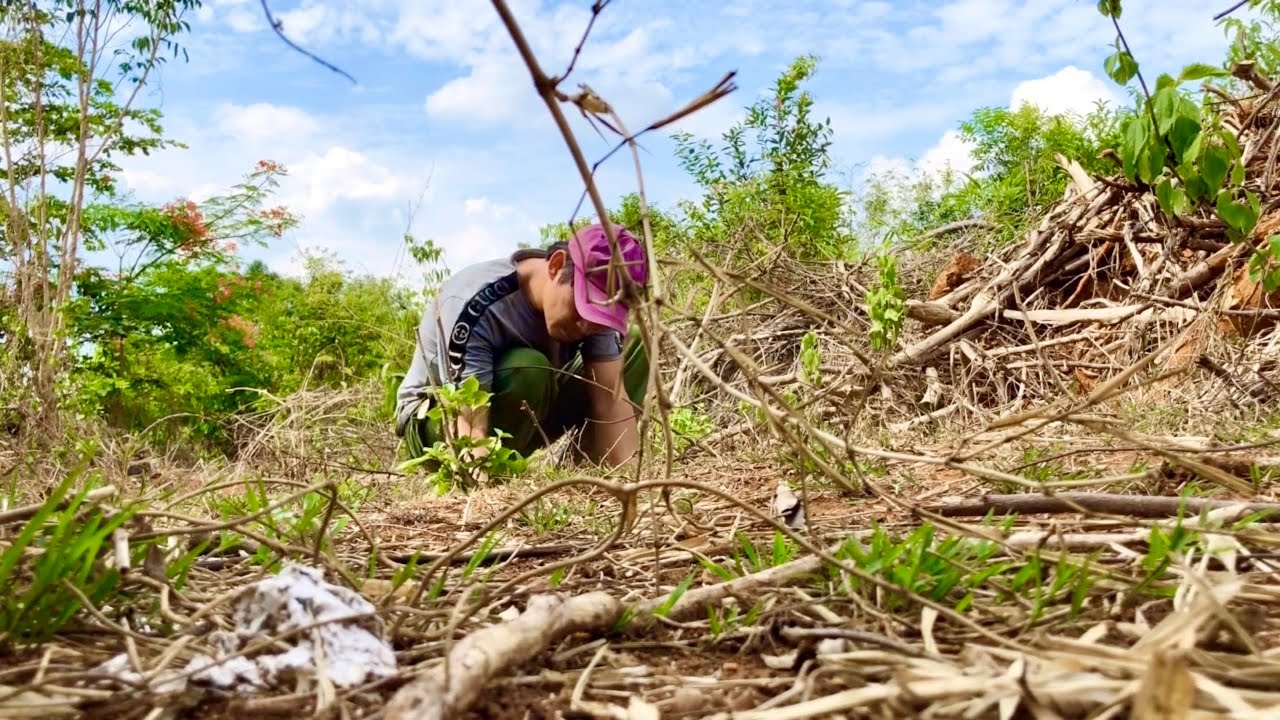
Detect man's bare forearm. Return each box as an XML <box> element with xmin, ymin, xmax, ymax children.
<box><xmin>592</xmin><ymin>406</ymin><xmax>638</xmax><ymax>470</ymax></box>
<box><xmin>606</xmin><ymin>418</ymin><xmax>638</xmax><ymax>469</ymax></box>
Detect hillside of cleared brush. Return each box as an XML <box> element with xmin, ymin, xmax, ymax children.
<box><xmin>6</xmin><ymin>2</ymin><xmax>1280</xmax><ymax>719</ymax></box>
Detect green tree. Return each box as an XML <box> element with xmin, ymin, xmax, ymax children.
<box><xmin>251</xmin><ymin>251</ymin><xmax>419</xmax><ymax>393</ymax></box>
<box><xmin>846</xmin><ymin>102</ymin><xmax>1124</xmax><ymax>252</ymax></box>
<box><xmin>1096</xmin><ymin>1</ymin><xmax>1270</xmax><ymax>242</ymax></box>
<box><xmin>947</xmin><ymin>103</ymin><xmax>1125</xmax><ymax>246</ymax></box>
<box><xmin>673</xmin><ymin>55</ymin><xmax>851</xmax><ymax>272</ymax></box>
<box><xmin>0</xmin><ymin>0</ymin><xmax>200</xmax><ymax>439</ymax></box>
<box><xmin>68</xmin><ymin>161</ymin><xmax>297</xmax><ymax>444</ymax></box>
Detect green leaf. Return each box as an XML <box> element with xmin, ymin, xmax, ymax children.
<box><xmin>1154</xmin><ymin>87</ymin><xmax>1179</xmax><ymax>134</ymax></box>
<box><xmin>1172</xmin><ymin>185</ymin><xmax>1188</xmax><ymax>217</ymax></box>
<box><xmin>1162</xmin><ymin>178</ymin><xmax>1187</xmax><ymax>217</ymax></box>
<box><xmin>1138</xmin><ymin>135</ymin><xmax>1166</xmax><ymax>185</ymax></box>
<box><xmin>1156</xmin><ymin>179</ymin><xmax>1176</xmax><ymax>218</ymax></box>
<box><xmin>1201</xmin><ymin>144</ymin><xmax>1230</xmax><ymax>197</ymax></box>
<box><xmin>1121</xmin><ymin>115</ymin><xmax>1148</xmax><ymax>181</ymax></box>
<box><xmin>1178</xmin><ymin>62</ymin><xmax>1229</xmax><ymax>82</ymax></box>
<box><xmin>1178</xmin><ymin>95</ymin><xmax>1202</xmax><ymax>125</ymax></box>
<box><xmin>1217</xmin><ymin>191</ymin><xmax>1260</xmax><ymax>238</ymax></box>
<box><xmin>1168</xmin><ymin>116</ymin><xmax>1201</xmax><ymax>163</ymax></box>
<box><xmin>1104</xmin><ymin>50</ymin><xmax>1138</xmax><ymax>85</ymax></box>
<box><xmin>1220</xmin><ymin>128</ymin><xmax>1242</xmax><ymax>159</ymax></box>
<box><xmin>1097</xmin><ymin>0</ymin><xmax>1122</xmax><ymax>18</ymax></box>
<box><xmin>1181</xmin><ymin>131</ymin><xmax>1203</xmax><ymax>171</ymax></box>
<box><xmin>1155</xmin><ymin>73</ymin><xmax>1177</xmax><ymax>93</ymax></box>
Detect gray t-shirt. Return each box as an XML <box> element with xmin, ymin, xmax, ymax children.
<box><xmin>394</xmin><ymin>254</ymin><xmax>623</xmax><ymax>435</ymax></box>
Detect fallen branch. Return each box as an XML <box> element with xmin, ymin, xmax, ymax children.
<box><xmin>1000</xmin><ymin>304</ymin><xmax>1146</xmax><ymax>325</ymax></box>
<box><xmin>0</xmin><ymin>485</ymin><xmax>116</xmax><ymax>526</ymax></box>
<box><xmin>887</xmin><ymin>403</ymin><xmax>958</xmax><ymax>434</ymax></box>
<box><xmin>383</xmin><ymin>592</ymin><xmax>622</xmax><ymax>720</ymax></box>
<box><xmin>1197</xmin><ymin>453</ymin><xmax>1280</xmax><ymax>477</ymax></box>
<box><xmin>1055</xmin><ymin>151</ymin><xmax>1098</xmax><ymax>196</ymax></box>
<box><xmin>1169</xmin><ymin>242</ymin><xmax>1245</xmax><ymax>299</ymax></box>
<box><xmin>926</xmin><ymin>492</ymin><xmax>1280</xmax><ymax>520</ymax></box>
<box><xmin>906</xmin><ymin>299</ymin><xmax>961</xmax><ymax>326</ymax></box>
<box><xmin>634</xmin><ymin>552</ymin><xmax>827</xmax><ymax>624</ymax></box>
<box><xmin>779</xmin><ymin>626</ymin><xmax>926</xmax><ymax>657</ymax></box>
<box><xmin>920</xmin><ymin>367</ymin><xmax>944</xmax><ymax>408</ymax></box>
<box><xmin>1003</xmin><ymin>529</ymin><xmax>1149</xmax><ymax>550</ymax></box>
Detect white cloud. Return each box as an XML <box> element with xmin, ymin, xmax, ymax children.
<box><xmin>224</xmin><ymin>9</ymin><xmax>261</xmax><ymax>33</ymax></box>
<box><xmin>862</xmin><ymin>154</ymin><xmax>914</xmax><ymax>182</ymax></box>
<box><xmin>920</xmin><ymin>130</ymin><xmax>977</xmax><ymax>179</ymax></box>
<box><xmin>115</xmin><ymin>101</ymin><xmax>428</xmax><ymax>277</ymax></box>
<box><xmin>213</xmin><ymin>102</ymin><xmax>322</xmax><ymax>145</ymax></box>
<box><xmin>663</xmin><ymin>98</ymin><xmax>745</xmax><ymax>141</ymax></box>
<box><xmin>113</xmin><ymin>93</ymin><xmax>581</xmax><ymax>280</ymax></box>
<box><xmin>932</xmin><ymin>0</ymin><xmax>1016</xmax><ymax>46</ymax></box>
<box><xmin>824</xmin><ymin>99</ymin><xmax>965</xmax><ymax>145</ymax></box>
<box><xmin>389</xmin><ymin>1</ymin><xmax>715</xmax><ymax>133</ymax></box>
<box><xmin>1009</xmin><ymin>65</ymin><xmax>1118</xmax><ymax>118</ymax></box>
<box><xmin>200</xmin><ymin>103</ymin><xmax>406</xmax><ymax>218</ymax></box>
<box><xmin>274</xmin><ymin>1</ymin><xmax>382</xmax><ymax>46</ymax></box>
<box><xmin>430</xmin><ymin>197</ymin><xmax>543</xmax><ymax>269</ymax></box>
<box><xmin>283</xmin><ymin>147</ymin><xmax>405</xmax><ymax>215</ymax></box>
<box><xmin>195</xmin><ymin>0</ymin><xmax>263</xmax><ymax>34</ymax></box>
<box><xmin>854</xmin><ymin>62</ymin><xmax>1115</xmax><ymax>207</ymax></box>
<box><xmin>383</xmin><ymin>0</ymin><xmax>511</xmax><ymax>64</ymax></box>
<box><xmin>857</xmin><ymin>129</ymin><xmax>974</xmax><ymax>198</ymax></box>
<box><xmin>274</xmin><ymin>4</ymin><xmax>328</xmax><ymax>42</ymax></box>
<box><xmin>424</xmin><ymin>63</ymin><xmax>537</xmax><ymax>127</ymax></box>
<box><xmin>131</xmin><ymin>0</ymin><xmax>1262</xmax><ymax>286</ymax></box>
<box><xmin>118</xmin><ymin>168</ymin><xmax>174</xmax><ymax>196</ymax></box>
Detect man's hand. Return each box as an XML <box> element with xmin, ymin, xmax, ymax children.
<box><xmin>458</xmin><ymin>444</ymin><xmax>491</xmax><ymax>485</ymax></box>
<box><xmin>456</xmin><ymin>405</ymin><xmax>491</xmax><ymax>483</ymax></box>
<box><xmin>456</xmin><ymin>404</ymin><xmax>489</xmax><ymax>441</ymax></box>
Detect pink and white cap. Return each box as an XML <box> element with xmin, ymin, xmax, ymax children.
<box><xmin>567</xmin><ymin>223</ymin><xmax>648</xmax><ymax>335</ymax></box>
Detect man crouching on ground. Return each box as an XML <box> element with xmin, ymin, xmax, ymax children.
<box><xmin>393</xmin><ymin>222</ymin><xmax>649</xmax><ymax>477</ymax></box>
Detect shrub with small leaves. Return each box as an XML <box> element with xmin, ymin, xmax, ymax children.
<box><xmin>396</xmin><ymin>376</ymin><xmax>529</xmax><ymax>493</ymax></box>
<box><xmin>865</xmin><ymin>253</ymin><xmax>906</xmax><ymax>352</ymax></box>
<box><xmin>799</xmin><ymin>330</ymin><xmax>822</xmax><ymax>385</ymax></box>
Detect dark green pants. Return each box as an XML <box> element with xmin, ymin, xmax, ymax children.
<box><xmin>403</xmin><ymin>328</ymin><xmax>648</xmax><ymax>460</ymax></box>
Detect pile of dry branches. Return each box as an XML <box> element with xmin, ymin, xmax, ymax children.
<box><xmin>674</xmin><ymin>90</ymin><xmax>1280</xmax><ymax>452</ymax></box>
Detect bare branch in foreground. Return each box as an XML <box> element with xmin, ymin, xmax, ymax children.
<box><xmin>383</xmin><ymin>592</ymin><xmax>622</xmax><ymax>720</ymax></box>
<box><xmin>1214</xmin><ymin>0</ymin><xmax>1250</xmax><ymax>21</ymax></box>
<box><xmin>258</xmin><ymin>0</ymin><xmax>356</xmax><ymax>84</ymax></box>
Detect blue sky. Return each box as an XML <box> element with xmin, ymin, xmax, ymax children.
<box><xmin>113</xmin><ymin>0</ymin><xmax>1257</xmax><ymax>282</ymax></box>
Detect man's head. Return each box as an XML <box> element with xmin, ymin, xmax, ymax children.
<box><xmin>538</xmin><ymin>223</ymin><xmax>647</xmax><ymax>342</ymax></box>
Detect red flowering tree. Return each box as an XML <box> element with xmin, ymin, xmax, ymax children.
<box><xmin>69</xmin><ymin>161</ymin><xmax>299</xmax><ymax>442</ymax></box>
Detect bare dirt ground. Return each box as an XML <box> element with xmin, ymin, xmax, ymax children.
<box><xmin>7</xmin><ymin>412</ymin><xmax>1280</xmax><ymax>719</ymax></box>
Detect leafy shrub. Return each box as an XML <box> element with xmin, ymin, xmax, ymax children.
<box><xmin>249</xmin><ymin>252</ymin><xmax>419</xmax><ymax>392</ymax></box>
<box><xmin>674</xmin><ymin>55</ymin><xmax>852</xmax><ymax>271</ymax></box>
